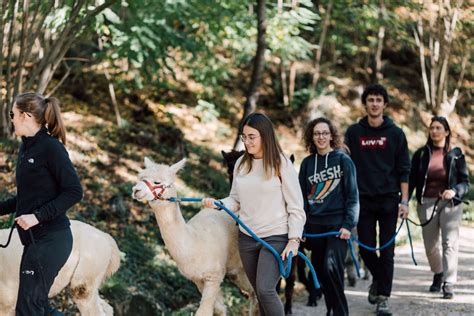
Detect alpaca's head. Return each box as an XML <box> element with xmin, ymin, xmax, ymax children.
<box><xmin>132</xmin><ymin>157</ymin><xmax>186</xmax><ymax>202</ymax></box>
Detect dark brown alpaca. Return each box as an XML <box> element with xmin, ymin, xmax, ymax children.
<box><xmin>221</xmin><ymin>150</ymin><xmax>320</xmax><ymax>314</ymax></box>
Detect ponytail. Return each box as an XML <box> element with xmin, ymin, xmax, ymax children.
<box><xmin>44</xmin><ymin>97</ymin><xmax>66</xmax><ymax>145</ymax></box>
<box><xmin>14</xmin><ymin>92</ymin><xmax>67</xmax><ymax>145</ymax></box>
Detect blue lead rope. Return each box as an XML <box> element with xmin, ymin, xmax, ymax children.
<box><xmin>303</xmin><ymin>218</ymin><xmax>417</xmax><ymax>278</ymax></box>
<box><xmin>168</xmin><ymin>197</ymin><xmax>321</xmax><ymax>289</ymax></box>
<box><xmin>167</xmin><ymin>197</ymin><xmax>417</xmax><ymax>287</ymax></box>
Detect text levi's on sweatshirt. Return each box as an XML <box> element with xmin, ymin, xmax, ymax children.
<box><xmin>298</xmin><ymin>150</ymin><xmax>359</xmax><ymax>230</ymax></box>
<box><xmin>344</xmin><ymin>116</ymin><xmax>411</xmax><ymax>197</ymax></box>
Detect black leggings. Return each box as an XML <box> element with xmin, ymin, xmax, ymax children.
<box><xmin>16</xmin><ymin>228</ymin><xmax>73</xmax><ymax>316</ymax></box>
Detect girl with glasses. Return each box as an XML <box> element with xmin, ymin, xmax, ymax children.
<box><xmin>202</xmin><ymin>112</ymin><xmax>306</xmax><ymax>316</ymax></box>
<box><xmin>299</xmin><ymin>117</ymin><xmax>359</xmax><ymax>316</ymax></box>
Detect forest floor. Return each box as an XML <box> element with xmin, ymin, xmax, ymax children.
<box><xmin>290</xmin><ymin>225</ymin><xmax>474</xmax><ymax>316</ymax></box>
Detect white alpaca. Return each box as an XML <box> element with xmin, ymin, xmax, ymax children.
<box><xmin>0</xmin><ymin>220</ymin><xmax>120</xmax><ymax>316</ymax></box>
<box><xmin>132</xmin><ymin>157</ymin><xmax>256</xmax><ymax>316</ymax></box>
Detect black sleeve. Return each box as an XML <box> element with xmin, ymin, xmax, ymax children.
<box><xmin>0</xmin><ymin>196</ymin><xmax>17</xmax><ymax>216</ymax></box>
<box><xmin>396</xmin><ymin>130</ymin><xmax>411</xmax><ymax>183</ymax></box>
<box><xmin>34</xmin><ymin>143</ymin><xmax>83</xmax><ymax>222</ymax></box>
<box><xmin>298</xmin><ymin>157</ymin><xmax>310</xmax><ymax>214</ymax></box>
<box><xmin>344</xmin><ymin>128</ymin><xmax>352</xmax><ymax>155</ymax></box>
<box><xmin>408</xmin><ymin>149</ymin><xmax>421</xmax><ymax>201</ymax></box>
<box><xmin>453</xmin><ymin>150</ymin><xmax>469</xmax><ymax>200</ymax></box>
<box><xmin>341</xmin><ymin>155</ymin><xmax>359</xmax><ymax>230</ymax></box>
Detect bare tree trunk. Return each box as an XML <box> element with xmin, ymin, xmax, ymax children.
<box><xmin>414</xmin><ymin>20</ymin><xmax>431</xmax><ymax>105</ymax></box>
<box><xmin>281</xmin><ymin>62</ymin><xmax>289</xmax><ymax>106</ymax></box>
<box><xmin>374</xmin><ymin>0</ymin><xmax>385</xmax><ymax>81</ymax></box>
<box><xmin>310</xmin><ymin>0</ymin><xmax>333</xmax><ymax>90</ymax></box>
<box><xmin>233</xmin><ymin>0</ymin><xmax>267</xmax><ymax>150</ymax></box>
<box><xmin>436</xmin><ymin>0</ymin><xmax>461</xmax><ymax>112</ymax></box>
<box><xmin>4</xmin><ymin>1</ymin><xmax>19</xmax><ymax>135</ymax></box>
<box><xmin>288</xmin><ymin>61</ymin><xmax>297</xmax><ymax>104</ymax></box>
<box><xmin>413</xmin><ymin>0</ymin><xmax>464</xmax><ymax>114</ymax></box>
<box><xmin>0</xmin><ymin>0</ymin><xmax>10</xmax><ymax>132</ymax></box>
<box><xmin>98</xmin><ymin>37</ymin><xmax>123</xmax><ymax>127</ymax></box>
<box><xmin>1</xmin><ymin>0</ymin><xmax>117</xmax><ymax>137</ymax></box>
<box><xmin>447</xmin><ymin>52</ymin><xmax>468</xmax><ymax>113</ymax></box>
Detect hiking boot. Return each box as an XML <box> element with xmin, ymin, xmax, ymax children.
<box><xmin>376</xmin><ymin>296</ymin><xmax>392</xmax><ymax>316</ymax></box>
<box><xmin>442</xmin><ymin>282</ymin><xmax>454</xmax><ymax>299</ymax></box>
<box><xmin>307</xmin><ymin>289</ymin><xmax>320</xmax><ymax>306</ymax></box>
<box><xmin>429</xmin><ymin>272</ymin><xmax>443</xmax><ymax>292</ymax></box>
<box><xmin>368</xmin><ymin>281</ymin><xmax>378</xmax><ymax>304</ymax></box>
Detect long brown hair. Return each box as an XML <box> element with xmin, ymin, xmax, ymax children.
<box><xmin>303</xmin><ymin>117</ymin><xmax>342</xmax><ymax>154</ymax></box>
<box><xmin>237</xmin><ymin>112</ymin><xmax>284</xmax><ymax>178</ymax></box>
<box><xmin>427</xmin><ymin>116</ymin><xmax>451</xmax><ymax>153</ymax></box>
<box><xmin>14</xmin><ymin>92</ymin><xmax>67</xmax><ymax>145</ymax></box>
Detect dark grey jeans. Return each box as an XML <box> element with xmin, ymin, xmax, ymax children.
<box><xmin>238</xmin><ymin>231</ymin><xmax>288</xmax><ymax>316</ymax></box>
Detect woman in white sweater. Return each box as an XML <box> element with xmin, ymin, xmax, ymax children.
<box><xmin>203</xmin><ymin>112</ymin><xmax>306</xmax><ymax>316</ymax></box>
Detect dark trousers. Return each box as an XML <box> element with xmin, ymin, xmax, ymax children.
<box><xmin>16</xmin><ymin>228</ymin><xmax>73</xmax><ymax>316</ymax></box>
<box><xmin>357</xmin><ymin>195</ymin><xmax>399</xmax><ymax>297</ymax></box>
<box><xmin>238</xmin><ymin>232</ymin><xmax>288</xmax><ymax>316</ymax></box>
<box><xmin>306</xmin><ymin>223</ymin><xmax>348</xmax><ymax>316</ymax></box>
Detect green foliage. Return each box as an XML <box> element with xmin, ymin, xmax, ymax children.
<box><xmin>194</xmin><ymin>100</ymin><xmax>220</xmax><ymax>123</ymax></box>
<box><xmin>267</xmin><ymin>0</ymin><xmax>318</xmax><ymax>63</ymax></box>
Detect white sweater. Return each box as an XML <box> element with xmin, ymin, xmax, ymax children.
<box><xmin>221</xmin><ymin>155</ymin><xmax>306</xmax><ymax>239</ymax></box>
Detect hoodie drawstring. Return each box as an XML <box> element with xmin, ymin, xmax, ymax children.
<box><xmin>313</xmin><ymin>153</ymin><xmax>330</xmax><ymax>178</ymax></box>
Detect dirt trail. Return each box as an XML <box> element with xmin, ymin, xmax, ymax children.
<box><xmin>290</xmin><ymin>225</ymin><xmax>474</xmax><ymax>316</ymax></box>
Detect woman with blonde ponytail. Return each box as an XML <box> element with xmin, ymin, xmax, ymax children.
<box><xmin>0</xmin><ymin>92</ymin><xmax>83</xmax><ymax>316</ymax></box>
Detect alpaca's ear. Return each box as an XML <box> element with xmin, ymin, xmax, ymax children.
<box><xmin>221</xmin><ymin>150</ymin><xmax>228</xmax><ymax>160</ymax></box>
<box><xmin>144</xmin><ymin>157</ymin><xmax>155</xmax><ymax>169</ymax></box>
<box><xmin>170</xmin><ymin>158</ymin><xmax>186</xmax><ymax>174</ymax></box>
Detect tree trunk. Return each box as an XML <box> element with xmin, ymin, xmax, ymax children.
<box><xmin>413</xmin><ymin>0</ymin><xmax>464</xmax><ymax>114</ymax></box>
<box><xmin>288</xmin><ymin>61</ymin><xmax>297</xmax><ymax>104</ymax></box>
<box><xmin>310</xmin><ymin>0</ymin><xmax>333</xmax><ymax>90</ymax></box>
<box><xmin>281</xmin><ymin>62</ymin><xmax>289</xmax><ymax>106</ymax></box>
<box><xmin>374</xmin><ymin>0</ymin><xmax>385</xmax><ymax>81</ymax></box>
<box><xmin>0</xmin><ymin>0</ymin><xmax>117</xmax><ymax>137</ymax></box>
<box><xmin>233</xmin><ymin>0</ymin><xmax>267</xmax><ymax>150</ymax></box>
<box><xmin>414</xmin><ymin>20</ymin><xmax>430</xmax><ymax>105</ymax></box>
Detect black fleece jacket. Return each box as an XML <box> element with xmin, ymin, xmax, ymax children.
<box><xmin>345</xmin><ymin>116</ymin><xmax>410</xmax><ymax>197</ymax></box>
<box><xmin>409</xmin><ymin>145</ymin><xmax>469</xmax><ymax>206</ymax></box>
<box><xmin>0</xmin><ymin>127</ymin><xmax>83</xmax><ymax>245</ymax></box>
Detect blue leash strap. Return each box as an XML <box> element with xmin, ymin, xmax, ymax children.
<box><xmin>353</xmin><ymin>219</ymin><xmax>405</xmax><ymax>252</ymax></box>
<box><xmin>303</xmin><ymin>217</ymin><xmax>417</xmax><ymax>271</ymax></box>
<box><xmin>347</xmin><ymin>239</ymin><xmax>361</xmax><ymax>278</ymax></box>
<box><xmin>167</xmin><ymin>197</ymin><xmax>321</xmax><ymax>289</ymax></box>
<box><xmin>303</xmin><ymin>231</ymin><xmax>361</xmax><ymax>278</ymax></box>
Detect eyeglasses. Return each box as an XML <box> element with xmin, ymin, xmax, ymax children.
<box><xmin>240</xmin><ymin>134</ymin><xmax>260</xmax><ymax>143</ymax></box>
<box><xmin>9</xmin><ymin>111</ymin><xmax>31</xmax><ymax>120</ymax></box>
<box><xmin>313</xmin><ymin>131</ymin><xmax>331</xmax><ymax>138</ymax></box>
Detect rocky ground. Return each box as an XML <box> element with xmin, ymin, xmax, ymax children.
<box><xmin>290</xmin><ymin>225</ymin><xmax>474</xmax><ymax>316</ymax></box>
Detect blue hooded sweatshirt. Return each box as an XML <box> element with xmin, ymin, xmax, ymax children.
<box><xmin>298</xmin><ymin>149</ymin><xmax>359</xmax><ymax>230</ymax></box>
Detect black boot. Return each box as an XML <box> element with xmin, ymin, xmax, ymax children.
<box><xmin>442</xmin><ymin>282</ymin><xmax>454</xmax><ymax>299</ymax></box>
<box><xmin>429</xmin><ymin>272</ymin><xmax>443</xmax><ymax>292</ymax></box>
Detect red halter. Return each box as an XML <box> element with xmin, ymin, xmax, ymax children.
<box><xmin>143</xmin><ymin>180</ymin><xmax>171</xmax><ymax>200</ymax></box>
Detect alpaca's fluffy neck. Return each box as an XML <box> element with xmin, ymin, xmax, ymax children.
<box><xmin>150</xmin><ymin>198</ymin><xmax>190</xmax><ymax>262</ymax></box>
